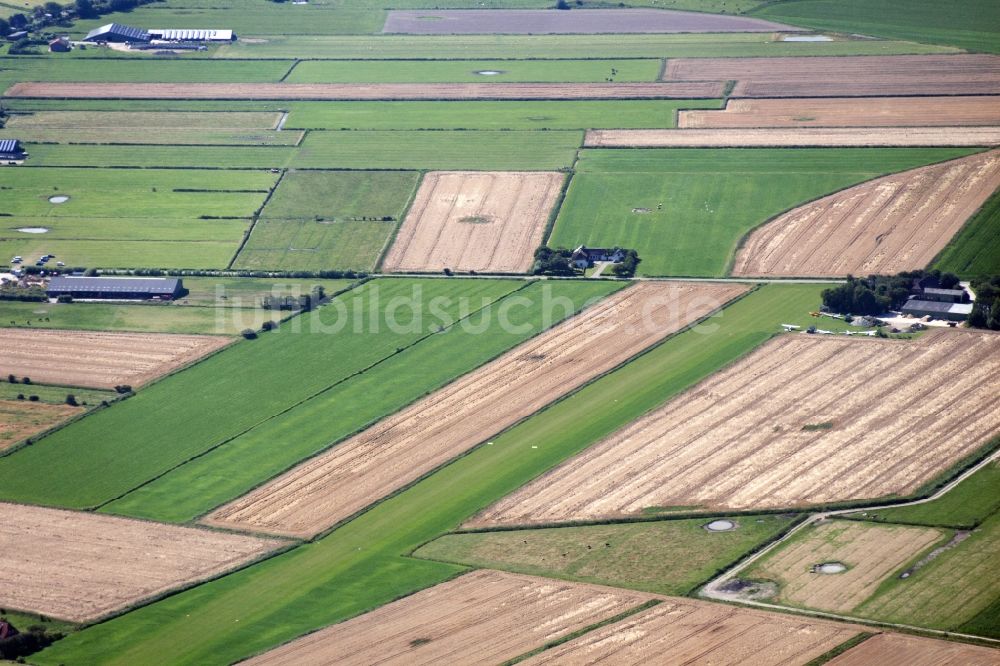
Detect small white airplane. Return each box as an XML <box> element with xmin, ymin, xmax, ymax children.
<box><xmin>816</xmin><ymin>329</ymin><xmax>834</xmax><ymax>335</ymax></box>
<box><xmin>781</xmin><ymin>324</ymin><xmax>801</xmax><ymax>331</ymax></box>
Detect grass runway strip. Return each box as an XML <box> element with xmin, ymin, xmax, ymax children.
<box><xmin>203</xmin><ymin>282</ymin><xmax>749</xmax><ymax>538</ymax></box>
<box><xmin>585</xmin><ymin>127</ymin><xmax>1000</xmax><ymax>147</ymax></box>
<box><xmin>0</xmin><ymin>502</ymin><xmax>282</xmax><ymax>623</ymax></box>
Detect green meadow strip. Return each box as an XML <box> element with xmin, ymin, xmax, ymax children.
<box><xmin>34</xmin><ymin>283</ymin><xmax>827</xmax><ymax>665</ymax></box>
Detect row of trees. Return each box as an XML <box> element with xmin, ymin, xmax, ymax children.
<box><xmin>0</xmin><ymin>0</ymin><xmax>157</xmax><ymax>41</ymax></box>
<box><xmin>968</xmin><ymin>275</ymin><xmax>1000</xmax><ymax>330</ymax></box>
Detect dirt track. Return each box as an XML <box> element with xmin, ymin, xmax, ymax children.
<box><xmin>239</xmin><ymin>570</ymin><xmax>651</xmax><ymax>665</ymax></box>
<box><xmin>828</xmin><ymin>633</ymin><xmax>1000</xmax><ymax>666</ymax></box>
<box><xmin>0</xmin><ymin>400</ymin><xmax>79</xmax><ymax>451</ymax></box>
<box><xmin>203</xmin><ymin>282</ymin><xmax>748</xmax><ymax>538</ymax></box>
<box><xmin>0</xmin><ymin>502</ymin><xmax>281</xmax><ymax>623</ymax></box>
<box><xmin>0</xmin><ymin>328</ymin><xmax>231</xmax><ymax>389</ymax></box>
<box><xmin>469</xmin><ymin>330</ymin><xmax>1000</xmax><ymax>527</ymax></box>
<box><xmin>4</xmin><ymin>81</ymin><xmax>726</xmax><ymax>100</ymax></box>
<box><xmin>679</xmin><ymin>97</ymin><xmax>1000</xmax><ymax>128</ymax></box>
<box><xmin>733</xmin><ymin>150</ymin><xmax>1000</xmax><ymax>277</ymax></box>
<box><xmin>664</xmin><ymin>55</ymin><xmax>1000</xmax><ymax>97</ymax></box>
<box><xmin>747</xmin><ymin>521</ymin><xmax>943</xmax><ymax>614</ymax></box>
<box><xmin>383</xmin><ymin>8</ymin><xmax>799</xmax><ymax>34</ymax></box>
<box><xmin>382</xmin><ymin>171</ymin><xmax>563</xmax><ymax>274</ymax></box>
<box><xmin>584</xmin><ymin>127</ymin><xmax>1000</xmax><ymax>147</ymax></box>
<box><xmin>523</xmin><ymin>597</ymin><xmax>861</xmax><ymax>665</ymax></box>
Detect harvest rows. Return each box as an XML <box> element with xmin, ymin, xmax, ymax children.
<box><xmin>471</xmin><ymin>330</ymin><xmax>1000</xmax><ymax>526</ymax></box>
<box><xmin>733</xmin><ymin>150</ymin><xmax>1000</xmax><ymax>277</ymax></box>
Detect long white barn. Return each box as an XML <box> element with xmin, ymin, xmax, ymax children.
<box><xmin>148</xmin><ymin>28</ymin><xmax>236</xmax><ymax>41</ymax></box>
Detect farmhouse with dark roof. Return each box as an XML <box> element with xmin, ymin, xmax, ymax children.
<box><xmin>46</xmin><ymin>276</ymin><xmax>185</xmax><ymax>300</ymax></box>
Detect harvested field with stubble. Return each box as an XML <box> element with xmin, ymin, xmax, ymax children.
<box><xmin>522</xmin><ymin>597</ymin><xmax>862</xmax><ymax>665</ymax></box>
<box><xmin>664</xmin><ymin>54</ymin><xmax>1000</xmax><ymax>97</ymax></box>
<box><xmin>0</xmin><ymin>328</ymin><xmax>232</xmax><ymax>390</ymax></box>
<box><xmin>239</xmin><ymin>570</ymin><xmax>652</xmax><ymax>666</ymax></box>
<box><xmin>382</xmin><ymin>171</ymin><xmax>563</xmax><ymax>274</ymax></box>
<box><xmin>746</xmin><ymin>520</ymin><xmax>944</xmax><ymax>613</ymax></box>
<box><xmin>0</xmin><ymin>400</ymin><xmax>79</xmax><ymax>452</ymax></box>
<box><xmin>584</xmin><ymin>127</ymin><xmax>1000</xmax><ymax>147</ymax></box>
<box><xmin>4</xmin><ymin>81</ymin><xmax>726</xmax><ymax>101</ymax></box>
<box><xmin>469</xmin><ymin>330</ymin><xmax>1000</xmax><ymax>527</ymax></box>
<box><xmin>733</xmin><ymin>150</ymin><xmax>1000</xmax><ymax>277</ymax></box>
<box><xmin>679</xmin><ymin>97</ymin><xmax>1000</xmax><ymax>128</ymax></box>
<box><xmin>0</xmin><ymin>502</ymin><xmax>281</xmax><ymax>623</ymax></box>
<box><xmin>203</xmin><ymin>281</ymin><xmax>749</xmax><ymax>538</ymax></box>
<box><xmin>828</xmin><ymin>633</ymin><xmax>1000</xmax><ymax>666</ymax></box>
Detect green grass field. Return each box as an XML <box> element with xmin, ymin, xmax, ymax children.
<box><xmin>292</xmin><ymin>130</ymin><xmax>582</xmax><ymax>170</ymax></box>
<box><xmin>753</xmin><ymin>0</ymin><xmax>1000</xmax><ymax>53</ymax></box>
<box><xmin>414</xmin><ymin>514</ymin><xmax>797</xmax><ymax>596</ymax></box>
<box><xmin>848</xmin><ymin>460</ymin><xmax>1000</xmax><ymax>531</ymax></box>
<box><xmin>5</xmin><ymin>110</ymin><xmax>282</xmax><ymax>130</ymax></box>
<box><xmin>286</xmin><ymin>59</ymin><xmax>660</xmax><ymax>83</ymax></box>
<box><xmin>933</xmin><ymin>187</ymin><xmax>1000</xmax><ymax>278</ymax></box>
<box><xmin>0</xmin><ymin>278</ymin><xmax>355</xmax><ymax>335</ymax></box>
<box><xmin>0</xmin><ymin>57</ymin><xmax>293</xmax><ymax>87</ymax></box>
<box><xmin>213</xmin><ymin>33</ymin><xmax>956</xmax><ymax>59</ymax></box>
<box><xmin>32</xmin><ymin>284</ymin><xmax>828</xmax><ymax>665</ymax></box>
<box><xmin>0</xmin><ymin>382</ymin><xmax>113</xmax><ymax>406</ymax></box>
<box><xmin>549</xmin><ymin>148</ymin><xmax>977</xmax><ymax>276</ymax></box>
<box><xmin>0</xmin><ymin>127</ymin><xmax>300</xmax><ymax>146</ymax></box>
<box><xmin>23</xmin><ymin>144</ymin><xmax>298</xmax><ymax>169</ymax></box>
<box><xmin>284</xmin><ymin>99</ymin><xmax>722</xmax><ymax>130</ymax></box>
<box><xmin>856</xmin><ymin>512</ymin><xmax>1000</xmax><ymax>637</ymax></box>
<box><xmin>103</xmin><ymin>280</ymin><xmax>621</xmax><ymax>523</ymax></box>
<box><xmin>0</xmin><ymin>279</ymin><xmax>616</xmax><ymax>512</ymax></box>
<box><xmin>233</xmin><ymin>170</ymin><xmax>420</xmax><ymax>271</ymax></box>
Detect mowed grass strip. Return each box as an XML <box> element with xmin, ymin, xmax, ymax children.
<box><xmin>0</xmin><ymin>278</ymin><xmax>522</xmax><ymax>508</ymax></box>
<box><xmin>933</xmin><ymin>186</ymin><xmax>1000</xmax><ymax>277</ymax></box>
<box><xmin>0</xmin><ymin>127</ymin><xmax>300</xmax><ymax>146</ymax></box>
<box><xmin>284</xmin><ymin>99</ymin><xmax>722</xmax><ymax>130</ymax></box>
<box><xmin>213</xmin><ymin>33</ymin><xmax>958</xmax><ymax>60</ymax></box>
<box><xmin>414</xmin><ymin>514</ymin><xmax>796</xmax><ymax>596</ymax></box>
<box><xmin>33</xmin><ymin>284</ymin><xmax>826</xmax><ymax>665</ymax></box>
<box><xmin>23</xmin><ymin>144</ymin><xmax>297</xmax><ymax>169</ymax></box>
<box><xmin>235</xmin><ymin>170</ymin><xmax>420</xmax><ymax>271</ymax></box>
<box><xmin>549</xmin><ymin>148</ymin><xmax>977</xmax><ymax>276</ymax></box>
<box><xmin>0</xmin><ymin>57</ymin><xmax>293</xmax><ymax>84</ymax></box>
<box><xmin>287</xmin><ymin>59</ymin><xmax>660</xmax><ymax>83</ymax></box>
<box><xmin>103</xmin><ymin>280</ymin><xmax>621</xmax><ymax>523</ymax></box>
<box><xmin>292</xmin><ymin>130</ymin><xmax>583</xmax><ymax>170</ymax></box>
<box><xmin>0</xmin><ymin>238</ymin><xmax>243</xmax><ymax>271</ymax></box>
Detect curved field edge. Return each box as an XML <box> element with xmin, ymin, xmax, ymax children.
<box><xmin>932</xmin><ymin>185</ymin><xmax>1000</xmax><ymax>277</ymax></box>
<box><xmin>31</xmin><ymin>283</ymin><xmax>828</xmax><ymax>666</ymax></box>
<box><xmin>549</xmin><ymin>147</ymin><xmax>977</xmax><ymax>278</ymax></box>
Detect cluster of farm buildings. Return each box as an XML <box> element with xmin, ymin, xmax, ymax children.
<box><xmin>82</xmin><ymin>22</ymin><xmax>235</xmax><ymax>46</ymax></box>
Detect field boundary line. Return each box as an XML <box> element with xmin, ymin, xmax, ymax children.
<box><xmin>100</xmin><ymin>281</ymin><xmax>532</xmax><ymax>519</ymax></box>
<box><xmin>373</xmin><ymin>170</ymin><xmax>425</xmax><ymax>272</ymax></box>
<box><xmin>228</xmin><ymin>168</ymin><xmax>287</xmax><ymax>270</ymax></box>
<box><xmin>699</xmin><ymin>447</ymin><xmax>1000</xmax><ymax>645</ymax></box>
<box><xmin>279</xmin><ymin>60</ymin><xmax>301</xmax><ymax>82</ymax></box>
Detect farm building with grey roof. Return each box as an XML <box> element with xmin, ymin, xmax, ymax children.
<box><xmin>83</xmin><ymin>23</ymin><xmax>150</xmax><ymax>43</ymax></box>
<box><xmin>47</xmin><ymin>276</ymin><xmax>184</xmax><ymax>300</ymax></box>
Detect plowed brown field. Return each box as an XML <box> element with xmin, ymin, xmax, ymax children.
<box><xmin>4</xmin><ymin>81</ymin><xmax>726</xmax><ymax>100</ymax></box>
<box><xmin>747</xmin><ymin>521</ymin><xmax>943</xmax><ymax>613</ymax></box>
<box><xmin>679</xmin><ymin>97</ymin><xmax>1000</xmax><ymax>128</ymax></box>
<box><xmin>829</xmin><ymin>633</ymin><xmax>1000</xmax><ymax>666</ymax></box>
<box><xmin>382</xmin><ymin>171</ymin><xmax>563</xmax><ymax>274</ymax></box>
<box><xmin>0</xmin><ymin>329</ymin><xmax>231</xmax><ymax>389</ymax></box>
<box><xmin>522</xmin><ymin>597</ymin><xmax>861</xmax><ymax>665</ymax></box>
<box><xmin>0</xmin><ymin>400</ymin><xmax>79</xmax><ymax>451</ymax></box>
<box><xmin>664</xmin><ymin>55</ymin><xmax>1000</xmax><ymax>97</ymax></box>
<box><xmin>0</xmin><ymin>502</ymin><xmax>281</xmax><ymax>623</ymax></box>
<box><xmin>239</xmin><ymin>570</ymin><xmax>652</xmax><ymax>666</ymax></box>
<box><xmin>469</xmin><ymin>330</ymin><xmax>1000</xmax><ymax>527</ymax></box>
<box><xmin>733</xmin><ymin>150</ymin><xmax>1000</xmax><ymax>278</ymax></box>
<box><xmin>584</xmin><ymin>127</ymin><xmax>1000</xmax><ymax>147</ymax></box>
<box><xmin>203</xmin><ymin>282</ymin><xmax>748</xmax><ymax>538</ymax></box>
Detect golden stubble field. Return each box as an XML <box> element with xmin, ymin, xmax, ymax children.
<box><xmin>0</xmin><ymin>502</ymin><xmax>282</xmax><ymax>623</ymax></box>
<box><xmin>239</xmin><ymin>570</ymin><xmax>652</xmax><ymax>666</ymax></box>
<box><xmin>382</xmin><ymin>171</ymin><xmax>564</xmax><ymax>274</ymax></box>
<box><xmin>827</xmin><ymin>633</ymin><xmax>1000</xmax><ymax>666</ymax></box>
<box><xmin>469</xmin><ymin>330</ymin><xmax>1000</xmax><ymax>527</ymax></box>
<box><xmin>746</xmin><ymin>520</ymin><xmax>944</xmax><ymax>613</ymax></box>
<box><xmin>203</xmin><ymin>282</ymin><xmax>749</xmax><ymax>538</ymax></box>
<box><xmin>733</xmin><ymin>150</ymin><xmax>1000</xmax><ymax>278</ymax></box>
<box><xmin>0</xmin><ymin>328</ymin><xmax>232</xmax><ymax>389</ymax></box>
